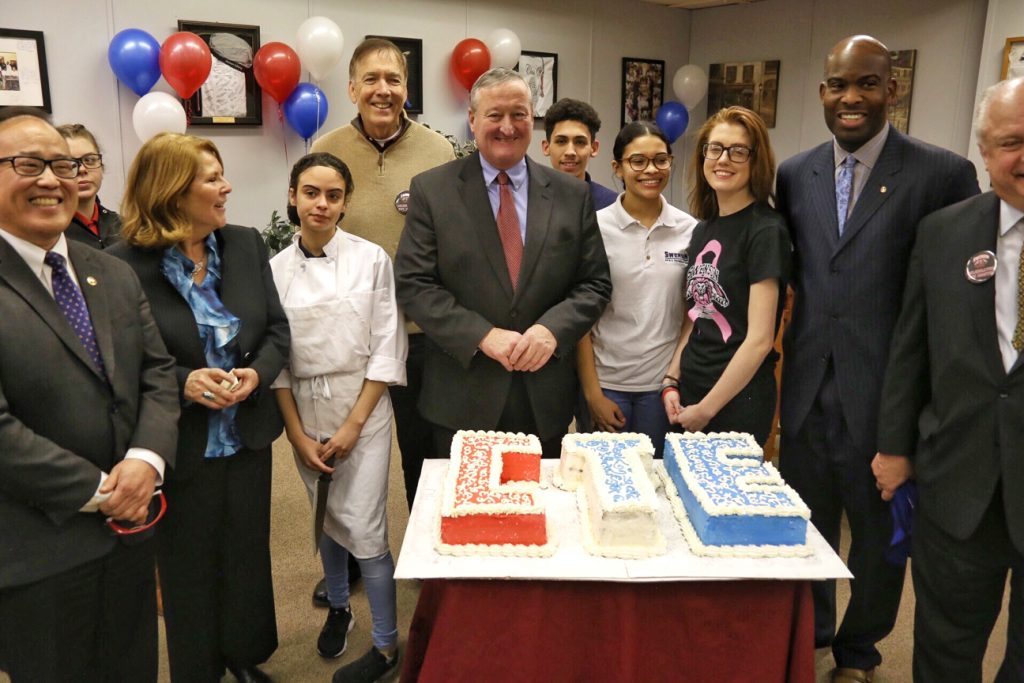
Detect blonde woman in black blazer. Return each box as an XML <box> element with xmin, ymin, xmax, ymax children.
<box><xmin>111</xmin><ymin>133</ymin><xmax>289</xmax><ymax>683</ymax></box>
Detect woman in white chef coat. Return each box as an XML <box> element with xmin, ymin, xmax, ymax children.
<box><xmin>271</xmin><ymin>153</ymin><xmax>406</xmax><ymax>680</ymax></box>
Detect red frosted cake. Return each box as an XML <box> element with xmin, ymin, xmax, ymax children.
<box><xmin>436</xmin><ymin>430</ymin><xmax>556</xmax><ymax>556</ymax></box>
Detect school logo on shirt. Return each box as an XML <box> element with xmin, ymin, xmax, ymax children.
<box><xmin>686</xmin><ymin>239</ymin><xmax>732</xmax><ymax>342</ymax></box>
<box><xmin>664</xmin><ymin>250</ymin><xmax>688</xmax><ymax>266</ymax></box>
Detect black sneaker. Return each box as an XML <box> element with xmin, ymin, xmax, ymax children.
<box><xmin>317</xmin><ymin>606</ymin><xmax>355</xmax><ymax>658</ymax></box>
<box><xmin>332</xmin><ymin>646</ymin><xmax>399</xmax><ymax>683</ymax></box>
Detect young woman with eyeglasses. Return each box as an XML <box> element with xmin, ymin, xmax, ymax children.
<box><xmin>56</xmin><ymin>123</ymin><xmax>121</xmax><ymax>249</ymax></box>
<box><xmin>661</xmin><ymin>106</ymin><xmax>791</xmax><ymax>446</ymax></box>
<box><xmin>575</xmin><ymin>122</ymin><xmax>697</xmax><ymax>455</ymax></box>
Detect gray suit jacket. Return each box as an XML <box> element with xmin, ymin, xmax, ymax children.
<box><xmin>0</xmin><ymin>238</ymin><xmax>179</xmax><ymax>588</ymax></box>
<box><xmin>877</xmin><ymin>192</ymin><xmax>1024</xmax><ymax>552</ymax></box>
<box><xmin>776</xmin><ymin>129</ymin><xmax>979</xmax><ymax>452</ymax></box>
<box><xmin>394</xmin><ymin>153</ymin><xmax>611</xmax><ymax>438</ymax></box>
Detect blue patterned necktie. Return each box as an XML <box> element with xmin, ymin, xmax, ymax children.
<box><xmin>44</xmin><ymin>251</ymin><xmax>106</xmax><ymax>374</ymax></box>
<box><xmin>836</xmin><ymin>154</ymin><xmax>856</xmax><ymax>237</ymax></box>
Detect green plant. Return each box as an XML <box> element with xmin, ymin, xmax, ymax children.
<box><xmin>262</xmin><ymin>209</ymin><xmax>296</xmax><ymax>256</ymax></box>
<box><xmin>422</xmin><ymin>123</ymin><xmax>478</xmax><ymax>158</ymax></box>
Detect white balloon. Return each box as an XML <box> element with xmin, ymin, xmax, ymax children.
<box><xmin>486</xmin><ymin>28</ymin><xmax>522</xmax><ymax>70</ymax></box>
<box><xmin>673</xmin><ymin>64</ymin><xmax>709</xmax><ymax>110</ymax></box>
<box><xmin>296</xmin><ymin>16</ymin><xmax>344</xmax><ymax>82</ymax></box>
<box><xmin>132</xmin><ymin>92</ymin><xmax>186</xmax><ymax>142</ymax></box>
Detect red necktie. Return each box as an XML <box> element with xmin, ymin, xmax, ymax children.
<box><xmin>496</xmin><ymin>171</ymin><xmax>523</xmax><ymax>288</ymax></box>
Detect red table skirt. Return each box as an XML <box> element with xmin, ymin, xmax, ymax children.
<box><xmin>401</xmin><ymin>578</ymin><xmax>814</xmax><ymax>683</ymax></box>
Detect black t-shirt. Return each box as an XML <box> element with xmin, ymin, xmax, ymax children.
<box><xmin>680</xmin><ymin>202</ymin><xmax>791</xmax><ymax>390</ymax></box>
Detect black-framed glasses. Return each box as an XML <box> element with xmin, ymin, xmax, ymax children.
<box><xmin>702</xmin><ymin>143</ymin><xmax>753</xmax><ymax>163</ymax></box>
<box><xmin>77</xmin><ymin>153</ymin><xmax>103</xmax><ymax>170</ymax></box>
<box><xmin>0</xmin><ymin>155</ymin><xmax>80</xmax><ymax>179</ymax></box>
<box><xmin>623</xmin><ymin>153</ymin><xmax>673</xmax><ymax>172</ymax></box>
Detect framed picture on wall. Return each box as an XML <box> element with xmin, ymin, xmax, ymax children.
<box><xmin>515</xmin><ymin>51</ymin><xmax>557</xmax><ymax>118</ymax></box>
<box><xmin>178</xmin><ymin>20</ymin><xmax>262</xmax><ymax>126</ymax></box>
<box><xmin>366</xmin><ymin>35</ymin><xmax>423</xmax><ymax>115</ymax></box>
<box><xmin>0</xmin><ymin>28</ymin><xmax>52</xmax><ymax>112</ymax></box>
<box><xmin>1002</xmin><ymin>36</ymin><xmax>1024</xmax><ymax>80</ymax></box>
<box><xmin>887</xmin><ymin>49</ymin><xmax>916</xmax><ymax>134</ymax></box>
<box><xmin>707</xmin><ymin>59</ymin><xmax>780</xmax><ymax>128</ymax></box>
<box><xmin>621</xmin><ymin>57</ymin><xmax>664</xmax><ymax>127</ymax></box>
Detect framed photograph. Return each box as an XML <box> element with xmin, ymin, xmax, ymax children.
<box><xmin>178</xmin><ymin>20</ymin><xmax>262</xmax><ymax>126</ymax></box>
<box><xmin>887</xmin><ymin>49</ymin><xmax>916</xmax><ymax>134</ymax></box>
<box><xmin>366</xmin><ymin>35</ymin><xmax>423</xmax><ymax>115</ymax></box>
<box><xmin>621</xmin><ymin>57</ymin><xmax>665</xmax><ymax>127</ymax></box>
<box><xmin>515</xmin><ymin>51</ymin><xmax>557</xmax><ymax>118</ymax></box>
<box><xmin>1002</xmin><ymin>36</ymin><xmax>1024</xmax><ymax>80</ymax></box>
<box><xmin>707</xmin><ymin>59</ymin><xmax>780</xmax><ymax>128</ymax></box>
<box><xmin>0</xmin><ymin>28</ymin><xmax>51</xmax><ymax>112</ymax></box>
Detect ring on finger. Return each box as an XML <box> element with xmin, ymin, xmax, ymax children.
<box><xmin>202</xmin><ymin>390</ymin><xmax>215</xmax><ymax>401</ymax></box>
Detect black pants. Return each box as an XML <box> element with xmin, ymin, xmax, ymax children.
<box><xmin>912</xmin><ymin>486</ymin><xmax>1023</xmax><ymax>683</ymax></box>
<box><xmin>389</xmin><ymin>333</ymin><xmax>435</xmax><ymax>509</ymax></box>
<box><xmin>0</xmin><ymin>541</ymin><xmax>157</xmax><ymax>682</ymax></box>
<box><xmin>677</xmin><ymin>367</ymin><xmax>777</xmax><ymax>446</ymax></box>
<box><xmin>158</xmin><ymin>447</ymin><xmax>277</xmax><ymax>683</ymax></box>
<box><xmin>779</xmin><ymin>366</ymin><xmax>904</xmax><ymax>670</ymax></box>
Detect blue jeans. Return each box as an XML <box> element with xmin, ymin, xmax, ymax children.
<box><xmin>320</xmin><ymin>536</ymin><xmax>398</xmax><ymax>649</ymax></box>
<box><xmin>599</xmin><ymin>388</ymin><xmax>671</xmax><ymax>458</ymax></box>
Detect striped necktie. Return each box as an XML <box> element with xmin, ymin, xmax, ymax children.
<box><xmin>1013</xmin><ymin>220</ymin><xmax>1024</xmax><ymax>351</ymax></box>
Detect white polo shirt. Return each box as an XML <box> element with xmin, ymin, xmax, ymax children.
<box><xmin>591</xmin><ymin>194</ymin><xmax>698</xmax><ymax>391</ymax></box>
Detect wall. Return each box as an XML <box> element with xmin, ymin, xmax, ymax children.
<box><xmin>4</xmin><ymin>0</ymin><xmax>691</xmax><ymax>229</ymax></box>
<box><xmin>968</xmin><ymin>0</ymin><xmax>1024</xmax><ymax>188</ymax></box>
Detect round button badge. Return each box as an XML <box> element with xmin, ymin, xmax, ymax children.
<box><xmin>965</xmin><ymin>250</ymin><xmax>997</xmax><ymax>284</ymax></box>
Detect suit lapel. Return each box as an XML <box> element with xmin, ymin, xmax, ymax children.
<box><xmin>0</xmin><ymin>238</ymin><xmax>105</xmax><ymax>380</ymax></box>
<box><xmin>70</xmin><ymin>244</ymin><xmax>116</xmax><ymax>383</ymax></box>
<box><xmin>807</xmin><ymin>145</ymin><xmax>841</xmax><ymax>253</ymax></box>
<box><xmin>518</xmin><ymin>158</ymin><xmax>553</xmax><ymax>299</ymax></box>
<box><xmin>964</xmin><ymin>194</ymin><xmax>1005</xmax><ymax>380</ymax></box>
<box><xmin>459</xmin><ymin>153</ymin><xmax>515</xmax><ymax>299</ymax></box>
<box><xmin>834</xmin><ymin>131</ymin><xmax>902</xmax><ymax>255</ymax></box>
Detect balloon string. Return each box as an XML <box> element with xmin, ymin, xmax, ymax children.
<box><xmin>185</xmin><ymin>99</ymin><xmax>193</xmax><ymax>127</ymax></box>
<box><xmin>313</xmin><ymin>81</ymin><xmax>322</xmax><ymax>145</ymax></box>
<box><xmin>280</xmin><ymin>106</ymin><xmax>290</xmax><ymax>169</ymax></box>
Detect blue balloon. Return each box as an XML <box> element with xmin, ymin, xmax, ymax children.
<box><xmin>655</xmin><ymin>100</ymin><xmax>689</xmax><ymax>143</ymax></box>
<box><xmin>107</xmin><ymin>28</ymin><xmax>161</xmax><ymax>97</ymax></box>
<box><xmin>283</xmin><ymin>83</ymin><xmax>329</xmax><ymax>140</ymax></box>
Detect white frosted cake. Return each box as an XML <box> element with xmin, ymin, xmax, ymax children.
<box><xmin>558</xmin><ymin>433</ymin><xmax>665</xmax><ymax>558</ymax></box>
<box><xmin>435</xmin><ymin>430</ymin><xmax>556</xmax><ymax>557</ymax></box>
<box><xmin>659</xmin><ymin>431</ymin><xmax>812</xmax><ymax>557</ymax></box>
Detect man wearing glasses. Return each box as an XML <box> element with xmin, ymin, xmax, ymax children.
<box><xmin>775</xmin><ymin>36</ymin><xmax>979</xmax><ymax>683</ymax></box>
<box><xmin>0</xmin><ymin>107</ymin><xmax>179</xmax><ymax>682</ymax></box>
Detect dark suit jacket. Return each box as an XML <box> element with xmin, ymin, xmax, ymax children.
<box><xmin>394</xmin><ymin>153</ymin><xmax>611</xmax><ymax>439</ymax></box>
<box><xmin>776</xmin><ymin>129</ymin><xmax>979</xmax><ymax>451</ymax></box>
<box><xmin>0</xmin><ymin>237</ymin><xmax>179</xmax><ymax>588</ymax></box>
<box><xmin>108</xmin><ymin>226</ymin><xmax>289</xmax><ymax>482</ymax></box>
<box><xmin>877</xmin><ymin>192</ymin><xmax>1024</xmax><ymax>552</ymax></box>
<box><xmin>66</xmin><ymin>201</ymin><xmax>121</xmax><ymax>250</ymax></box>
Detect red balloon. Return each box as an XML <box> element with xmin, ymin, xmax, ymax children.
<box><xmin>253</xmin><ymin>42</ymin><xmax>300</xmax><ymax>104</ymax></box>
<box><xmin>159</xmin><ymin>32</ymin><xmax>212</xmax><ymax>99</ymax></box>
<box><xmin>450</xmin><ymin>39</ymin><xmax>491</xmax><ymax>91</ymax></box>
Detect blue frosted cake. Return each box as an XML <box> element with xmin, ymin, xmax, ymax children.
<box><xmin>557</xmin><ymin>433</ymin><xmax>665</xmax><ymax>558</ymax></box>
<box><xmin>660</xmin><ymin>432</ymin><xmax>812</xmax><ymax>557</ymax></box>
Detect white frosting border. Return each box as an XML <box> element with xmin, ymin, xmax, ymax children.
<box><xmin>554</xmin><ymin>432</ymin><xmax>655</xmax><ymax>492</ymax></box>
<box><xmin>440</xmin><ymin>430</ymin><xmax>544</xmax><ymax>517</ymax></box>
<box><xmin>585</xmin><ymin>447</ymin><xmax>658</xmax><ymax>514</ymax></box>
<box><xmin>665</xmin><ymin>431</ymin><xmax>811</xmax><ymax>519</ymax></box>
<box><xmin>576</xmin><ymin>486</ymin><xmax>666</xmax><ymax>559</ymax></box>
<box><xmin>656</xmin><ymin>463</ymin><xmax>814</xmax><ymax>558</ymax></box>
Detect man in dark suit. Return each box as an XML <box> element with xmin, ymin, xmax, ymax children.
<box><xmin>875</xmin><ymin>76</ymin><xmax>1024</xmax><ymax>683</ymax></box>
<box><xmin>775</xmin><ymin>36</ymin><xmax>979</xmax><ymax>683</ymax></box>
<box><xmin>0</xmin><ymin>108</ymin><xmax>179</xmax><ymax>681</ymax></box>
<box><xmin>395</xmin><ymin>68</ymin><xmax>611</xmax><ymax>458</ymax></box>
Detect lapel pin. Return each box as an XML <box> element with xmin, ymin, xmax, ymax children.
<box><xmin>965</xmin><ymin>250</ymin><xmax>997</xmax><ymax>284</ymax></box>
<box><xmin>880</xmin><ymin>186</ymin><xmax>887</xmax><ymax>193</ymax></box>
<box><xmin>85</xmin><ymin>276</ymin><xmax>98</xmax><ymax>286</ymax></box>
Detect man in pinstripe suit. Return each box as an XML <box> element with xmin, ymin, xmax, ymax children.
<box><xmin>775</xmin><ymin>35</ymin><xmax>979</xmax><ymax>683</ymax></box>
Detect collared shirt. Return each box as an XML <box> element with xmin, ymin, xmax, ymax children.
<box><xmin>480</xmin><ymin>156</ymin><xmax>529</xmax><ymax>243</ymax></box>
<box><xmin>994</xmin><ymin>199</ymin><xmax>1024</xmax><ymax>372</ymax></box>
<box><xmin>833</xmin><ymin>122</ymin><xmax>890</xmax><ymax>219</ymax></box>
<box><xmin>0</xmin><ymin>228</ymin><xmax>165</xmax><ymax>508</ymax></box>
<box><xmin>73</xmin><ymin>202</ymin><xmax>101</xmax><ymax>237</ymax></box>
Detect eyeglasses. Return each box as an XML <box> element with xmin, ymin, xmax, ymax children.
<box><xmin>77</xmin><ymin>153</ymin><xmax>103</xmax><ymax>170</ymax></box>
<box><xmin>702</xmin><ymin>143</ymin><xmax>753</xmax><ymax>163</ymax></box>
<box><xmin>623</xmin><ymin>154</ymin><xmax>673</xmax><ymax>172</ymax></box>
<box><xmin>0</xmin><ymin>155</ymin><xmax>80</xmax><ymax>179</ymax></box>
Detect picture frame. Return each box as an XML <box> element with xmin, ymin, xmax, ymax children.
<box><xmin>887</xmin><ymin>49</ymin><xmax>916</xmax><ymax>135</ymax></box>
<box><xmin>621</xmin><ymin>57</ymin><xmax>665</xmax><ymax>127</ymax></box>
<box><xmin>1002</xmin><ymin>36</ymin><xmax>1024</xmax><ymax>80</ymax></box>
<box><xmin>0</xmin><ymin>28</ymin><xmax>52</xmax><ymax>112</ymax></box>
<box><xmin>178</xmin><ymin>20</ymin><xmax>262</xmax><ymax>126</ymax></box>
<box><xmin>366</xmin><ymin>35</ymin><xmax>423</xmax><ymax>115</ymax></box>
<box><xmin>707</xmin><ymin>59</ymin><xmax>780</xmax><ymax>128</ymax></box>
<box><xmin>515</xmin><ymin>51</ymin><xmax>557</xmax><ymax>118</ymax></box>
